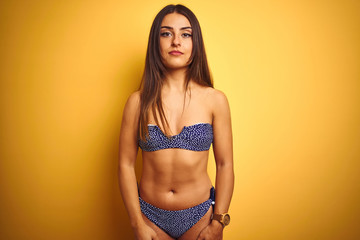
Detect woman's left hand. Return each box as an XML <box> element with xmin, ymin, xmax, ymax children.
<box><xmin>196</xmin><ymin>220</ymin><xmax>224</xmax><ymax>240</ymax></box>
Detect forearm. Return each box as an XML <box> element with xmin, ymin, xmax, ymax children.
<box><xmin>118</xmin><ymin>164</ymin><xmax>145</xmax><ymax>228</ymax></box>
<box><xmin>214</xmin><ymin>161</ymin><xmax>234</xmax><ymax>214</ymax></box>
<box><xmin>197</xmin><ymin>161</ymin><xmax>234</xmax><ymax>239</ymax></box>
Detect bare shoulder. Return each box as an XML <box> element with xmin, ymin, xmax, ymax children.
<box><xmin>123</xmin><ymin>90</ymin><xmax>141</xmax><ymax>117</ymax></box>
<box><xmin>127</xmin><ymin>90</ymin><xmax>140</xmax><ymax>105</ymax></box>
<box><xmin>206</xmin><ymin>88</ymin><xmax>229</xmax><ymax>107</ymax></box>
<box><xmin>194</xmin><ymin>85</ymin><xmax>227</xmax><ymax>99</ymax></box>
<box><xmin>124</xmin><ymin>90</ymin><xmax>140</xmax><ymax>109</ymax></box>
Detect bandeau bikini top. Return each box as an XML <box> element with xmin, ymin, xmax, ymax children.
<box><xmin>138</xmin><ymin>123</ymin><xmax>213</xmax><ymax>152</ymax></box>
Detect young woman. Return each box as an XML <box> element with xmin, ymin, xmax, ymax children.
<box><xmin>118</xmin><ymin>4</ymin><xmax>234</xmax><ymax>240</ymax></box>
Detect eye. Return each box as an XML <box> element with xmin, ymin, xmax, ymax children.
<box><xmin>160</xmin><ymin>32</ymin><xmax>172</xmax><ymax>37</ymax></box>
<box><xmin>182</xmin><ymin>33</ymin><xmax>192</xmax><ymax>38</ymax></box>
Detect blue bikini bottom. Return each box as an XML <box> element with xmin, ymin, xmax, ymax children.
<box><xmin>139</xmin><ymin>187</ymin><xmax>215</xmax><ymax>238</ymax></box>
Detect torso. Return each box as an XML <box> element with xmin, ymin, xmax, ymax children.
<box><xmin>138</xmin><ymin>83</ymin><xmax>215</xmax><ymax>210</ymax></box>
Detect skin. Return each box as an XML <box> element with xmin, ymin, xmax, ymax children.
<box><xmin>118</xmin><ymin>13</ymin><xmax>234</xmax><ymax>240</ymax></box>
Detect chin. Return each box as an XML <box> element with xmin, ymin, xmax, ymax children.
<box><xmin>166</xmin><ymin>64</ymin><xmax>188</xmax><ymax>70</ymax></box>
<box><xmin>162</xmin><ymin>57</ymin><xmax>191</xmax><ymax>69</ymax></box>
<box><xmin>163</xmin><ymin>61</ymin><xmax>190</xmax><ymax>70</ymax></box>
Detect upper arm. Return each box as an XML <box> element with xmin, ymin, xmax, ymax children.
<box><xmin>211</xmin><ymin>90</ymin><xmax>233</xmax><ymax>166</ymax></box>
<box><xmin>118</xmin><ymin>91</ymin><xmax>141</xmax><ymax>168</ymax></box>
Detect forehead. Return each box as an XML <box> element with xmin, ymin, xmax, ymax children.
<box><xmin>161</xmin><ymin>13</ymin><xmax>191</xmax><ymax>29</ymax></box>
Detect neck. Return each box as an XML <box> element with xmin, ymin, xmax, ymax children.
<box><xmin>163</xmin><ymin>68</ymin><xmax>188</xmax><ymax>92</ymax></box>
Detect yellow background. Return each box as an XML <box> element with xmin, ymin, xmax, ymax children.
<box><xmin>1</xmin><ymin>0</ymin><xmax>359</xmax><ymax>239</ymax></box>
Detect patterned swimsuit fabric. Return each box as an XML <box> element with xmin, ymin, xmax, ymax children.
<box><xmin>139</xmin><ymin>187</ymin><xmax>216</xmax><ymax>238</ymax></box>
<box><xmin>138</xmin><ymin>123</ymin><xmax>213</xmax><ymax>151</ymax></box>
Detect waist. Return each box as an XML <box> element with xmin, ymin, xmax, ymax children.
<box><xmin>139</xmin><ymin>177</ymin><xmax>212</xmax><ymax>210</ymax></box>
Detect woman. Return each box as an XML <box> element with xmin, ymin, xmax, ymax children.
<box><xmin>118</xmin><ymin>4</ymin><xmax>234</xmax><ymax>240</ymax></box>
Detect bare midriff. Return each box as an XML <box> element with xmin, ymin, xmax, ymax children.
<box><xmin>139</xmin><ymin>148</ymin><xmax>213</xmax><ymax>211</ymax></box>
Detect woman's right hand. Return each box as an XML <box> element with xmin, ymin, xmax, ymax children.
<box><xmin>134</xmin><ymin>224</ymin><xmax>159</xmax><ymax>240</ymax></box>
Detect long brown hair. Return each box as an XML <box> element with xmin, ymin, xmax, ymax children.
<box><xmin>139</xmin><ymin>4</ymin><xmax>213</xmax><ymax>139</ymax></box>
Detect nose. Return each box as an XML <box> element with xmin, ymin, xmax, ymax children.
<box><xmin>171</xmin><ymin>34</ymin><xmax>181</xmax><ymax>46</ymax></box>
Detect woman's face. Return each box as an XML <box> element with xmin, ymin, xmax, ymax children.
<box><xmin>159</xmin><ymin>13</ymin><xmax>193</xmax><ymax>70</ymax></box>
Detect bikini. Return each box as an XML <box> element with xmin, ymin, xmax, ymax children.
<box><xmin>138</xmin><ymin>123</ymin><xmax>215</xmax><ymax>238</ymax></box>
<box><xmin>138</xmin><ymin>123</ymin><xmax>213</xmax><ymax>152</ymax></box>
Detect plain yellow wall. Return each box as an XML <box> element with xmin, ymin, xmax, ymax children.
<box><xmin>1</xmin><ymin>0</ymin><xmax>359</xmax><ymax>239</ymax></box>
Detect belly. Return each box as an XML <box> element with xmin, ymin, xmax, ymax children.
<box><xmin>139</xmin><ymin>149</ymin><xmax>213</xmax><ymax>210</ymax></box>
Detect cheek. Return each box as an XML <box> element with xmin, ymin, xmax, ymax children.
<box><xmin>187</xmin><ymin>38</ymin><xmax>193</xmax><ymax>50</ymax></box>
<box><xmin>159</xmin><ymin>41</ymin><xmax>165</xmax><ymax>52</ymax></box>
<box><xmin>187</xmin><ymin>42</ymin><xmax>193</xmax><ymax>55</ymax></box>
<box><xmin>159</xmin><ymin>42</ymin><xmax>166</xmax><ymax>58</ymax></box>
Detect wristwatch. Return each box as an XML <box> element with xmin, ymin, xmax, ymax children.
<box><xmin>212</xmin><ymin>213</ymin><xmax>230</xmax><ymax>227</ymax></box>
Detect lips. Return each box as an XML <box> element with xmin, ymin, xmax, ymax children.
<box><xmin>169</xmin><ymin>51</ymin><xmax>183</xmax><ymax>56</ymax></box>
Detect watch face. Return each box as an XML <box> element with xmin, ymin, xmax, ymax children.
<box><xmin>224</xmin><ymin>214</ymin><xmax>230</xmax><ymax>225</ymax></box>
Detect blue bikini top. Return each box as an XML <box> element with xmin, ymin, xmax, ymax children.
<box><xmin>138</xmin><ymin>123</ymin><xmax>213</xmax><ymax>152</ymax></box>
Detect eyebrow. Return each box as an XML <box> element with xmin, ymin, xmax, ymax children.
<box><xmin>161</xmin><ymin>26</ymin><xmax>192</xmax><ymax>30</ymax></box>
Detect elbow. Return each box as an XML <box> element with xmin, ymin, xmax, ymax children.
<box><xmin>216</xmin><ymin>159</ymin><xmax>235</xmax><ymax>183</ymax></box>
<box><xmin>216</xmin><ymin>159</ymin><xmax>234</xmax><ymax>172</ymax></box>
<box><xmin>118</xmin><ymin>157</ymin><xmax>135</xmax><ymax>175</ymax></box>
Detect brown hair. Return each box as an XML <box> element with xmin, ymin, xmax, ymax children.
<box><xmin>139</xmin><ymin>4</ymin><xmax>213</xmax><ymax>139</ymax></box>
